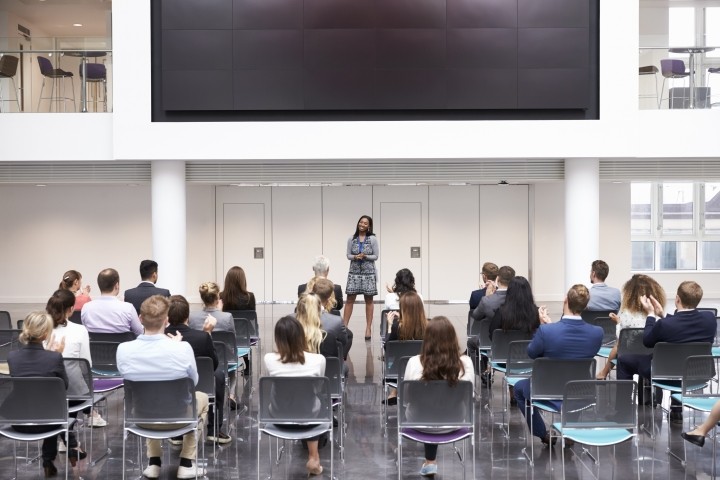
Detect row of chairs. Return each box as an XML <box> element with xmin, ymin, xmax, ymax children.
<box><xmin>640</xmin><ymin>59</ymin><xmax>720</xmax><ymax>108</ymax></box>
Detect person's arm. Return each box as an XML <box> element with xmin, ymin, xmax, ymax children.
<box><xmin>249</xmin><ymin>292</ymin><xmax>256</xmax><ymax>310</ymax></box>
<box><xmin>129</xmin><ymin>309</ymin><xmax>144</xmax><ymax>336</ymax></box>
<box><xmin>334</xmin><ymin>285</ymin><xmax>343</xmax><ymax>310</ymax></box>
<box><xmin>79</xmin><ymin>326</ymin><xmax>92</xmax><ymax>367</ymax></box>
<box><xmin>53</xmin><ymin>354</ymin><xmax>70</xmax><ymax>389</ymax></box>
<box><xmin>470</xmin><ymin>300</ymin><xmax>487</xmax><ymax>322</ymax></box>
<box><xmin>488</xmin><ymin>309</ymin><xmax>503</xmax><ymax>340</ymax></box>
<box><xmin>184</xmin><ymin>344</ymin><xmax>199</xmax><ymax>385</ymax></box>
<box><xmin>597</xmin><ymin>344</ymin><xmax>618</xmax><ymax>379</ymax></box>
<box><xmin>643</xmin><ymin>316</ymin><xmax>661</xmax><ymax>348</ymax></box>
<box><xmin>526</xmin><ymin>327</ymin><xmax>545</xmax><ymax>359</ymax></box>
<box><xmin>206</xmin><ymin>333</ymin><xmax>219</xmax><ymax>370</ymax></box>
<box><xmin>364</xmin><ymin>236</ymin><xmax>379</xmax><ymax>261</ymax></box>
<box><xmin>346</xmin><ymin>237</ymin><xmax>355</xmax><ymax>261</ymax></box>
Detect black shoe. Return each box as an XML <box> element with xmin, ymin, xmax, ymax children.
<box><xmin>480</xmin><ymin>372</ymin><xmax>492</xmax><ymax>386</ymax></box>
<box><xmin>333</xmin><ymin>416</ymin><xmax>338</xmax><ymax>428</ymax></box>
<box><xmin>681</xmin><ymin>432</ymin><xmax>705</xmax><ymax>447</ymax></box>
<box><xmin>508</xmin><ymin>386</ymin><xmax>517</xmax><ymax>407</ymax></box>
<box><xmin>669</xmin><ymin>411</ymin><xmax>683</xmax><ymax>425</ymax></box>
<box><xmin>43</xmin><ymin>460</ymin><xmax>58</xmax><ymax>477</ymax></box>
<box><xmin>541</xmin><ymin>433</ymin><xmax>557</xmax><ymax>447</ymax></box>
<box><xmin>229</xmin><ymin>398</ymin><xmax>239</xmax><ymax>410</ymax></box>
<box><xmin>382</xmin><ymin>397</ymin><xmax>397</xmax><ymax>406</ymax></box>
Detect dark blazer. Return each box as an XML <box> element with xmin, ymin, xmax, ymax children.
<box><xmin>8</xmin><ymin>343</ymin><xmax>68</xmax><ymax>387</ymax></box>
<box><xmin>470</xmin><ymin>290</ymin><xmax>507</xmax><ymax>322</ymax></box>
<box><xmin>527</xmin><ymin>316</ymin><xmax>603</xmax><ymax>360</ymax></box>
<box><xmin>643</xmin><ymin>309</ymin><xmax>716</xmax><ymax>348</ymax></box>
<box><xmin>124</xmin><ymin>282</ymin><xmax>171</xmax><ymax>314</ymax></box>
<box><xmin>320</xmin><ymin>311</ymin><xmax>350</xmax><ymax>353</ymax></box>
<box><xmin>469</xmin><ymin>287</ymin><xmax>487</xmax><ymax>310</ymax></box>
<box><xmin>165</xmin><ymin>323</ymin><xmax>218</xmax><ymax>370</ymax></box>
<box><xmin>298</xmin><ymin>282</ymin><xmax>344</xmax><ymax>311</ymax></box>
<box><xmin>223</xmin><ymin>292</ymin><xmax>256</xmax><ymax>311</ymax></box>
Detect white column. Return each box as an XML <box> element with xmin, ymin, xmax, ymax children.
<box><xmin>151</xmin><ymin>160</ymin><xmax>186</xmax><ymax>295</ymax></box>
<box><xmin>564</xmin><ymin>158</ymin><xmax>599</xmax><ymax>289</ymax></box>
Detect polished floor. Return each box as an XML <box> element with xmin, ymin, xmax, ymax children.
<box><xmin>1</xmin><ymin>303</ymin><xmax>719</xmax><ymax>479</ymax></box>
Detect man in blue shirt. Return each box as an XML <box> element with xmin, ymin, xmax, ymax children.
<box><xmin>586</xmin><ymin>260</ymin><xmax>621</xmax><ymax>311</ymax></box>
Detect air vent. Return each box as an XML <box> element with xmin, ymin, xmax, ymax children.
<box><xmin>0</xmin><ymin>162</ymin><xmax>151</xmax><ymax>184</ymax></box>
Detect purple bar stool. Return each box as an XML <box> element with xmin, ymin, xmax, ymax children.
<box><xmin>37</xmin><ymin>56</ymin><xmax>76</xmax><ymax>112</ymax></box>
<box><xmin>639</xmin><ymin>65</ymin><xmax>659</xmax><ymax>108</ymax></box>
<box><xmin>0</xmin><ymin>55</ymin><xmax>21</xmax><ymax>112</ymax></box>
<box><xmin>660</xmin><ymin>58</ymin><xmax>690</xmax><ymax>109</ymax></box>
<box><xmin>79</xmin><ymin>63</ymin><xmax>107</xmax><ymax>112</ymax></box>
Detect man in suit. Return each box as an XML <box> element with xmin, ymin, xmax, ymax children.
<box><xmin>82</xmin><ymin>268</ymin><xmax>143</xmax><ymax>336</ymax></box>
<box><xmin>124</xmin><ymin>260</ymin><xmax>171</xmax><ymax>314</ymax></box>
<box><xmin>165</xmin><ymin>295</ymin><xmax>231</xmax><ymax>445</ymax></box>
<box><xmin>468</xmin><ymin>262</ymin><xmax>499</xmax><ymax>313</ymax></box>
<box><xmin>616</xmin><ymin>280</ymin><xmax>716</xmax><ymax>422</ymax></box>
<box><xmin>586</xmin><ymin>259</ymin><xmax>621</xmax><ymax>311</ymax></box>
<box><xmin>298</xmin><ymin>255</ymin><xmax>343</xmax><ymax>311</ymax></box>
<box><xmin>514</xmin><ymin>284</ymin><xmax>604</xmax><ymax>445</ymax></box>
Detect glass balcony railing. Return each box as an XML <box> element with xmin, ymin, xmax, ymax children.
<box><xmin>0</xmin><ymin>37</ymin><xmax>112</xmax><ymax>113</ymax></box>
<box><xmin>639</xmin><ymin>46</ymin><xmax>720</xmax><ymax>110</ymax></box>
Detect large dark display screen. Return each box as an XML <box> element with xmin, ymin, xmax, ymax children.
<box><xmin>152</xmin><ymin>0</ymin><xmax>599</xmax><ymax>121</ymax></box>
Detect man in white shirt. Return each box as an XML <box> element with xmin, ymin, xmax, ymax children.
<box><xmin>81</xmin><ymin>268</ymin><xmax>143</xmax><ymax>336</ymax></box>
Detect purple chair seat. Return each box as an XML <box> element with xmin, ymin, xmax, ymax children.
<box><xmin>79</xmin><ymin>63</ymin><xmax>106</xmax><ymax>80</ymax></box>
<box><xmin>400</xmin><ymin>427</ymin><xmax>472</xmax><ymax>444</ymax></box>
<box><xmin>93</xmin><ymin>378</ymin><xmax>124</xmax><ymax>392</ymax></box>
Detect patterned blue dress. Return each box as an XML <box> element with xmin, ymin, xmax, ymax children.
<box><xmin>346</xmin><ymin>235</ymin><xmax>379</xmax><ymax>296</ymax></box>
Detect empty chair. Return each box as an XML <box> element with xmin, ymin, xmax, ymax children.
<box><xmin>639</xmin><ymin>65</ymin><xmax>660</xmax><ymax>108</ymax></box>
<box><xmin>0</xmin><ymin>55</ymin><xmax>21</xmax><ymax>112</ymax></box>
<box><xmin>37</xmin><ymin>56</ymin><xmax>76</xmax><ymax>112</ymax></box>
<box><xmin>0</xmin><ymin>311</ymin><xmax>12</xmax><ymax>329</ymax></box>
<box><xmin>660</xmin><ymin>58</ymin><xmax>690</xmax><ymax>109</ymax></box>
<box><xmin>79</xmin><ymin>62</ymin><xmax>107</xmax><ymax>112</ymax></box>
<box><xmin>708</xmin><ymin>67</ymin><xmax>720</xmax><ymax>107</ymax></box>
<box><xmin>382</xmin><ymin>340</ymin><xmax>423</xmax><ymax>428</ymax></box>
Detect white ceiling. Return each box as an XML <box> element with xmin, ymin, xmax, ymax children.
<box><xmin>2</xmin><ymin>0</ymin><xmax>111</xmax><ymax>37</ymax></box>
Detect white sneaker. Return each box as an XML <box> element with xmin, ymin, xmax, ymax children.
<box><xmin>58</xmin><ymin>441</ymin><xmax>67</xmax><ymax>453</ymax></box>
<box><xmin>90</xmin><ymin>411</ymin><xmax>108</xmax><ymax>428</ymax></box>
<box><xmin>177</xmin><ymin>464</ymin><xmax>206</xmax><ymax>479</ymax></box>
<box><xmin>142</xmin><ymin>464</ymin><xmax>161</xmax><ymax>479</ymax></box>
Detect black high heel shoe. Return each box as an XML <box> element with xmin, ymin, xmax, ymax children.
<box><xmin>67</xmin><ymin>448</ymin><xmax>87</xmax><ymax>466</ymax></box>
<box><xmin>43</xmin><ymin>460</ymin><xmax>58</xmax><ymax>477</ymax></box>
<box><xmin>681</xmin><ymin>432</ymin><xmax>706</xmax><ymax>447</ymax></box>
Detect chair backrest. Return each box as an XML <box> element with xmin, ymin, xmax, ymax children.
<box><xmin>212</xmin><ymin>331</ymin><xmax>238</xmax><ymax>366</ymax></box>
<box><xmin>325</xmin><ymin>357</ymin><xmax>343</xmax><ymax>397</ymax></box>
<box><xmin>258</xmin><ymin>376</ymin><xmax>331</xmax><ymax>425</ymax></box>
<box><xmin>531</xmin><ymin>357</ymin><xmax>596</xmax><ymax>401</ymax></box>
<box><xmin>0</xmin><ymin>55</ymin><xmax>19</xmax><ymax>78</ymax></box>
<box><xmin>0</xmin><ymin>329</ymin><xmax>20</xmax><ymax>347</ymax></box>
<box><xmin>213</xmin><ymin>340</ymin><xmax>228</xmax><ymax>375</ymax></box>
<box><xmin>561</xmin><ymin>380</ymin><xmax>637</xmax><ymax>430</ymax></box>
<box><xmin>15</xmin><ymin>320</ymin><xmax>23</xmax><ymax>330</ymax></box>
<box><xmin>195</xmin><ymin>356</ymin><xmax>216</xmax><ymax>398</ymax></box>
<box><xmin>617</xmin><ymin>328</ymin><xmax>652</xmax><ymax>357</ymax></box>
<box><xmin>380</xmin><ymin>309</ymin><xmax>397</xmax><ymax>339</ymax></box>
<box><xmin>396</xmin><ymin>355</ymin><xmax>413</xmax><ymax>384</ymax></box>
<box><xmin>63</xmin><ymin>357</ymin><xmax>93</xmax><ymax>399</ymax></box>
<box><xmin>490</xmin><ymin>330</ymin><xmax>533</xmax><ymax>364</ymax></box>
<box><xmin>398</xmin><ymin>380</ymin><xmax>474</xmax><ymax>428</ymax></box>
<box><xmin>506</xmin><ymin>340</ymin><xmax>533</xmax><ymax>379</ymax></box>
<box><xmin>89</xmin><ymin>341</ymin><xmax>122</xmax><ymax>376</ymax></box>
<box><xmin>639</xmin><ymin>65</ymin><xmax>658</xmax><ymax>75</ymax></box>
<box><xmin>652</xmin><ymin>342</ymin><xmax>712</xmax><ymax>380</ymax></box>
<box><xmin>384</xmin><ymin>341</ymin><xmax>423</xmax><ymax>379</ymax></box>
<box><xmin>681</xmin><ymin>355</ymin><xmax>716</xmax><ymax>397</ymax></box>
<box><xmin>581</xmin><ymin>310</ymin><xmax>617</xmax><ymax>324</ymax></box>
<box><xmin>232</xmin><ymin>317</ymin><xmax>253</xmax><ymax>348</ymax></box>
<box><xmin>228</xmin><ymin>310</ymin><xmax>259</xmax><ymax>337</ymax></box>
<box><xmin>0</xmin><ymin>377</ymin><xmax>69</xmax><ymax>426</ymax></box>
<box><xmin>660</xmin><ymin>58</ymin><xmax>686</xmax><ymax>77</ymax></box>
<box><xmin>0</xmin><ymin>312</ymin><xmax>12</xmax><ymax>330</ymax></box>
<box><xmin>68</xmin><ymin>311</ymin><xmax>82</xmax><ymax>325</ymax></box>
<box><xmin>88</xmin><ymin>331</ymin><xmax>135</xmax><ymax>343</ymax></box>
<box><xmin>124</xmin><ymin>378</ymin><xmax>196</xmax><ymax>425</ymax></box>
<box><xmin>697</xmin><ymin>307</ymin><xmax>718</xmax><ymax>317</ymax></box>
<box><xmin>37</xmin><ymin>56</ymin><xmax>54</xmax><ymax>76</ymax></box>
<box><xmin>588</xmin><ymin>317</ymin><xmax>616</xmax><ymax>345</ymax></box>
<box><xmin>474</xmin><ymin>318</ymin><xmax>492</xmax><ymax>350</ymax></box>
<box><xmin>80</xmin><ymin>62</ymin><xmax>106</xmax><ymax>79</ymax></box>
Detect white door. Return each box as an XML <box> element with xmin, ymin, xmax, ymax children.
<box><xmin>221</xmin><ymin>203</ymin><xmax>266</xmax><ymax>301</ymax></box>
<box><xmin>479</xmin><ymin>185</ymin><xmax>529</xmax><ymax>278</ymax></box>
<box><xmin>379</xmin><ymin>202</ymin><xmax>423</xmax><ymax>300</ymax></box>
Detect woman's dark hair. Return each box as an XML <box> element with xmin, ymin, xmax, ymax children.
<box><xmin>398</xmin><ymin>291</ymin><xmax>427</xmax><ymax>341</ymax></box>
<box><xmin>46</xmin><ymin>289</ymin><xmax>75</xmax><ymax>327</ymax></box>
<box><xmin>168</xmin><ymin>295</ymin><xmax>190</xmax><ymax>326</ymax></box>
<box><xmin>420</xmin><ymin>316</ymin><xmax>464</xmax><ymax>386</ymax></box>
<box><xmin>274</xmin><ymin>315</ymin><xmax>306</xmax><ymax>364</ymax></box>
<box><xmin>352</xmin><ymin>215</ymin><xmax>374</xmax><ymax>238</ymax></box>
<box><xmin>220</xmin><ymin>266</ymin><xmax>250</xmax><ymax>309</ymax></box>
<box><xmin>498</xmin><ymin>276</ymin><xmax>539</xmax><ymax>334</ymax></box>
<box><xmin>392</xmin><ymin>268</ymin><xmax>416</xmax><ymax>294</ymax></box>
<box><xmin>59</xmin><ymin>270</ymin><xmax>81</xmax><ymax>290</ymax></box>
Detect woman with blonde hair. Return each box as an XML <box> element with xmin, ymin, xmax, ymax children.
<box><xmin>59</xmin><ymin>270</ymin><xmax>92</xmax><ymax>311</ymax></box>
<box><xmin>597</xmin><ymin>274</ymin><xmax>667</xmax><ymax>380</ymax></box>
<box><xmin>296</xmin><ymin>293</ymin><xmax>339</xmax><ymax>358</ymax></box>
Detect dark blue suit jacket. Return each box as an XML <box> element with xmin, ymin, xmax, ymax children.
<box><xmin>643</xmin><ymin>309</ymin><xmax>716</xmax><ymax>347</ymax></box>
<box><xmin>528</xmin><ymin>316</ymin><xmax>603</xmax><ymax>360</ymax></box>
<box><xmin>469</xmin><ymin>288</ymin><xmax>487</xmax><ymax>310</ymax></box>
<box><xmin>124</xmin><ymin>282</ymin><xmax>171</xmax><ymax>313</ymax></box>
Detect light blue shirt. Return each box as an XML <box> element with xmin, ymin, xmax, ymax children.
<box><xmin>81</xmin><ymin>295</ymin><xmax>144</xmax><ymax>336</ymax></box>
<box><xmin>586</xmin><ymin>283</ymin><xmax>621</xmax><ymax>311</ymax></box>
<box><xmin>116</xmin><ymin>334</ymin><xmax>198</xmax><ymax>385</ymax></box>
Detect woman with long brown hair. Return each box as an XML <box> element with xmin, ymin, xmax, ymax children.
<box><xmin>220</xmin><ymin>266</ymin><xmax>256</xmax><ymax>311</ymax></box>
<box><xmin>403</xmin><ymin>316</ymin><xmax>475</xmax><ymax>476</ymax></box>
<box><xmin>386</xmin><ymin>291</ymin><xmax>427</xmax><ymax>342</ymax></box>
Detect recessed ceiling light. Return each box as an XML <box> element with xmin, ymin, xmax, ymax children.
<box><xmin>73</xmin><ymin>23</ymin><xmax>83</xmax><ymax>27</ymax></box>
<box><xmin>35</xmin><ymin>184</ymin><xmax>46</xmax><ymax>187</ymax></box>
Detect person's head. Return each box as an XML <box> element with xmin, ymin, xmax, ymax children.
<box><xmin>312</xmin><ymin>256</ymin><xmax>331</xmax><ymax>277</ymax></box>
<box><xmin>676</xmin><ymin>281</ymin><xmax>703</xmax><ymax>309</ymax></box>
<box><xmin>311</xmin><ymin>278</ymin><xmax>337</xmax><ymax>312</ymax></box>
<box><xmin>46</xmin><ymin>289</ymin><xmax>76</xmax><ymax>328</ymax></box>
<box><xmin>199</xmin><ymin>282</ymin><xmax>221</xmax><ymax>307</ymax></box>
<box><xmin>59</xmin><ymin>270</ymin><xmax>82</xmax><ymax>292</ymax></box>
<box><xmin>353</xmin><ymin>215</ymin><xmax>374</xmax><ymax>238</ymax></box>
<box><xmin>296</xmin><ymin>293</ymin><xmax>324</xmax><ymax>353</ymax></box>
<box><xmin>420</xmin><ymin>316</ymin><xmax>464</xmax><ymax>385</ymax></box>
<box><xmin>496</xmin><ymin>266</ymin><xmax>516</xmax><ymax>288</ymax></box>
<box><xmin>139</xmin><ymin>295</ymin><xmax>170</xmax><ymax>332</ymax></box>
<box><xmin>220</xmin><ymin>266</ymin><xmax>250</xmax><ymax>307</ymax></box>
<box><xmin>591</xmin><ymin>260</ymin><xmax>610</xmax><ymax>283</ymax></box>
<box><xmin>620</xmin><ymin>274</ymin><xmax>667</xmax><ymax>315</ymax></box>
<box><xmin>481</xmin><ymin>262</ymin><xmax>499</xmax><ymax>283</ymax></box>
<box><xmin>167</xmin><ymin>295</ymin><xmax>190</xmax><ymax>326</ymax></box>
<box><xmin>139</xmin><ymin>260</ymin><xmax>159</xmax><ymax>282</ymax></box>
<box><xmin>500</xmin><ymin>276</ymin><xmax>539</xmax><ymax>332</ymax></box>
<box><xmin>566</xmin><ymin>284</ymin><xmax>590</xmax><ymax>315</ymax></box>
<box><xmin>19</xmin><ymin>311</ymin><xmax>54</xmax><ymax>345</ymax></box>
<box><xmin>274</xmin><ymin>316</ymin><xmax>306</xmax><ymax>364</ymax></box>
<box><xmin>398</xmin><ymin>291</ymin><xmax>427</xmax><ymax>341</ymax></box>
<box><xmin>97</xmin><ymin>268</ymin><xmax>120</xmax><ymax>294</ymax></box>
<box><xmin>392</xmin><ymin>268</ymin><xmax>416</xmax><ymax>295</ymax></box>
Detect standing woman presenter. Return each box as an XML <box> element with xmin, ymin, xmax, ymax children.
<box><xmin>343</xmin><ymin>215</ymin><xmax>379</xmax><ymax>340</ymax></box>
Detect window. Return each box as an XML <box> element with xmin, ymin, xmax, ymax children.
<box><xmin>631</xmin><ymin>182</ymin><xmax>720</xmax><ymax>271</ymax></box>
<box><xmin>706</xmin><ymin>8</ymin><xmax>720</xmax><ymax>58</ymax></box>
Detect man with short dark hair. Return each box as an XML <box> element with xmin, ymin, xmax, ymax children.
<box><xmin>116</xmin><ymin>295</ymin><xmax>208</xmax><ymax>479</ymax></box>
<box><xmin>586</xmin><ymin>259</ymin><xmax>621</xmax><ymax>311</ymax></box>
<box><xmin>124</xmin><ymin>260</ymin><xmax>171</xmax><ymax>314</ymax></box>
<box><xmin>616</xmin><ymin>280</ymin><xmax>716</xmax><ymax>422</ymax></box>
<box><xmin>81</xmin><ymin>268</ymin><xmax>143</xmax><ymax>336</ymax></box>
<box><xmin>514</xmin><ymin>284</ymin><xmax>604</xmax><ymax>445</ymax></box>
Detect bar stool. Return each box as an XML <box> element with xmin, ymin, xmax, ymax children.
<box><xmin>37</xmin><ymin>56</ymin><xmax>76</xmax><ymax>112</ymax></box>
<box><xmin>79</xmin><ymin>63</ymin><xmax>107</xmax><ymax>112</ymax></box>
<box><xmin>0</xmin><ymin>55</ymin><xmax>21</xmax><ymax>112</ymax></box>
<box><xmin>660</xmin><ymin>58</ymin><xmax>689</xmax><ymax>109</ymax></box>
<box><xmin>708</xmin><ymin>67</ymin><xmax>720</xmax><ymax>108</ymax></box>
<box><xmin>638</xmin><ymin>65</ymin><xmax>659</xmax><ymax>108</ymax></box>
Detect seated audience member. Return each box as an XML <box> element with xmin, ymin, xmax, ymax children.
<box><xmin>682</xmin><ymin>398</ymin><xmax>720</xmax><ymax>447</ymax></box>
<box><xmin>384</xmin><ymin>268</ymin><xmax>422</xmax><ymax>311</ymax></box>
<box><xmin>165</xmin><ymin>295</ymin><xmax>231</xmax><ymax>444</ymax></box>
<box><xmin>116</xmin><ymin>295</ymin><xmax>208</xmax><ymax>479</ymax></box>
<box><xmin>468</xmin><ymin>262</ymin><xmax>499</xmax><ymax>311</ymax></box>
<box><xmin>312</xmin><ymin>277</ymin><xmax>352</xmax><ymax>357</ymax></box>
<box><xmin>264</xmin><ymin>316</ymin><xmax>326</xmax><ymax>476</ymax></box>
<box><xmin>221</xmin><ymin>266</ymin><xmax>256</xmax><ymax>311</ymax></box>
<box><xmin>123</xmin><ymin>260</ymin><xmax>171</xmax><ymax>314</ymax></box>
<box><xmin>8</xmin><ymin>312</ymin><xmax>86</xmax><ymax>477</ymax></box>
<box><xmin>81</xmin><ymin>268</ymin><xmax>143</xmax><ymax>336</ymax></box>
<box><xmin>616</xmin><ymin>280</ymin><xmax>716</xmax><ymax>423</ymax></box>
<box><xmin>298</xmin><ymin>256</ymin><xmax>343</xmax><ymax>311</ymax></box>
<box><xmin>296</xmin><ymin>293</ymin><xmax>337</xmax><ymax>359</ymax></box>
<box><xmin>46</xmin><ymin>289</ymin><xmax>107</xmax><ymax>427</ymax></box>
<box><xmin>596</xmin><ymin>274</ymin><xmax>666</xmax><ymax>380</ymax></box>
<box><xmin>586</xmin><ymin>259</ymin><xmax>621</xmax><ymax>311</ymax></box>
<box><xmin>514</xmin><ymin>284</ymin><xmax>603</xmax><ymax>446</ymax></box>
<box><xmin>403</xmin><ymin>316</ymin><xmax>475</xmax><ymax>477</ymax></box>
<box><xmin>59</xmin><ymin>269</ymin><xmax>92</xmax><ymax>311</ymax></box>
